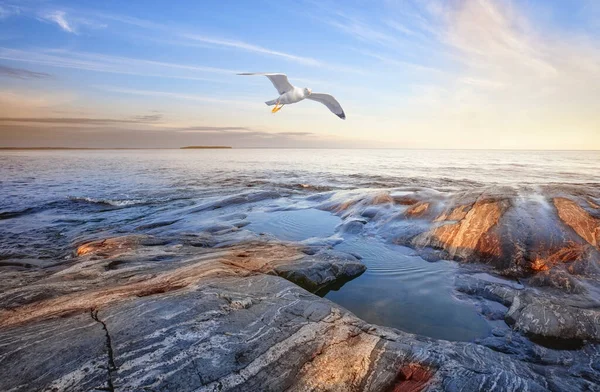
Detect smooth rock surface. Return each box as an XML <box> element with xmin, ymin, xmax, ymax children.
<box><xmin>1</xmin><ymin>232</ymin><xmax>600</xmax><ymax>391</ymax></box>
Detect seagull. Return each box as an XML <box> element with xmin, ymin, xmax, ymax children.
<box><xmin>238</xmin><ymin>73</ymin><xmax>346</xmax><ymax>120</ymax></box>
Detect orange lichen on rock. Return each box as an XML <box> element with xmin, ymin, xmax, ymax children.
<box><xmin>405</xmin><ymin>202</ymin><xmax>429</xmax><ymax>217</ymax></box>
<box><xmin>293</xmin><ymin>324</ymin><xmax>380</xmax><ymax>391</ymax></box>
<box><xmin>529</xmin><ymin>242</ymin><xmax>587</xmax><ymax>272</ymax></box>
<box><xmin>554</xmin><ymin>198</ymin><xmax>600</xmax><ymax>247</ymax></box>
<box><xmin>0</xmin><ymin>242</ymin><xmax>304</xmax><ymax>328</ymax></box>
<box><xmin>370</xmin><ymin>192</ymin><xmax>394</xmax><ymax>205</ymax></box>
<box><xmin>218</xmin><ymin>242</ymin><xmax>304</xmax><ymax>273</ymax></box>
<box><xmin>76</xmin><ymin>235</ymin><xmax>147</xmax><ymax>257</ymax></box>
<box><xmin>434</xmin><ymin>205</ymin><xmax>470</xmax><ymax>222</ymax></box>
<box><xmin>430</xmin><ymin>200</ymin><xmax>504</xmax><ymax>258</ymax></box>
<box><xmin>332</xmin><ymin>199</ymin><xmax>359</xmax><ymax>213</ymax></box>
<box><xmin>393</xmin><ymin>196</ymin><xmax>419</xmax><ymax>205</ymax></box>
<box><xmin>388</xmin><ymin>363</ymin><xmax>432</xmax><ymax>392</ymax></box>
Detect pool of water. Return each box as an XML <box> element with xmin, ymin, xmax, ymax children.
<box><xmin>326</xmin><ymin>237</ymin><xmax>490</xmax><ymax>341</ymax></box>
<box><xmin>246</xmin><ymin>208</ymin><xmax>341</xmax><ymax>241</ymax></box>
<box><xmin>245</xmin><ymin>208</ymin><xmax>490</xmax><ymax>342</ymax></box>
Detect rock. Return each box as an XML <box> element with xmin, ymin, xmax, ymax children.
<box><xmin>455</xmin><ymin>275</ymin><xmax>516</xmax><ymax>307</ymax></box>
<box><xmin>415</xmin><ymin>199</ymin><xmax>507</xmax><ymax>261</ymax></box>
<box><xmin>360</xmin><ymin>206</ymin><xmax>380</xmax><ymax>219</ymax></box>
<box><xmin>404</xmin><ymin>202</ymin><xmax>430</xmax><ymax>218</ymax></box>
<box><xmin>322</xmin><ymin>187</ymin><xmax>600</xmax><ymax>279</ymax></box>
<box><xmin>4</xmin><ymin>185</ymin><xmax>600</xmax><ymax>391</ymax></box>
<box><xmin>506</xmin><ymin>292</ymin><xmax>600</xmax><ymax>342</ymax></box>
<box><xmin>75</xmin><ymin>235</ymin><xmax>151</xmax><ymax>257</ymax></box>
<box><xmin>337</xmin><ymin>218</ymin><xmax>366</xmax><ymax>234</ymax></box>
<box><xmin>554</xmin><ymin>197</ymin><xmax>600</xmax><ymax>247</ymax></box>
<box><xmin>434</xmin><ymin>204</ymin><xmax>470</xmax><ymax>222</ymax></box>
<box><xmin>275</xmin><ymin>257</ymin><xmax>366</xmax><ymax>292</ymax></box>
<box><xmin>2</xmin><ymin>270</ymin><xmax>599</xmax><ymax>392</ymax></box>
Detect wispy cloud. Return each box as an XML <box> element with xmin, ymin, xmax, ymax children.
<box><xmin>0</xmin><ymin>65</ymin><xmax>51</xmax><ymax>79</ymax></box>
<box><xmin>181</xmin><ymin>34</ymin><xmax>322</xmax><ymax>67</ymax></box>
<box><xmin>37</xmin><ymin>9</ymin><xmax>107</xmax><ymax>34</ymax></box>
<box><xmin>95</xmin><ymin>86</ymin><xmax>257</xmax><ymax>106</ymax></box>
<box><xmin>351</xmin><ymin>48</ymin><xmax>444</xmax><ymax>74</ymax></box>
<box><xmin>0</xmin><ymin>116</ymin><xmax>162</xmax><ymax>125</ymax></box>
<box><xmin>173</xmin><ymin>126</ymin><xmax>253</xmax><ymax>133</ymax></box>
<box><xmin>39</xmin><ymin>11</ymin><xmax>76</xmax><ymax>33</ymax></box>
<box><xmin>5</xmin><ymin>4</ymin><xmax>361</xmax><ymax>73</ymax></box>
<box><xmin>443</xmin><ymin>0</ymin><xmax>600</xmax><ymax>94</ymax></box>
<box><xmin>130</xmin><ymin>113</ymin><xmax>163</xmax><ymax>122</ymax></box>
<box><xmin>52</xmin><ymin>7</ymin><xmax>358</xmax><ymax>71</ymax></box>
<box><xmin>0</xmin><ymin>48</ymin><xmax>237</xmax><ymax>81</ymax></box>
<box><xmin>0</xmin><ymin>124</ymin><xmax>332</xmax><ymax>149</ymax></box>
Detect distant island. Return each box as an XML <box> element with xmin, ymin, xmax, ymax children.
<box><xmin>180</xmin><ymin>146</ymin><xmax>232</xmax><ymax>149</ymax></box>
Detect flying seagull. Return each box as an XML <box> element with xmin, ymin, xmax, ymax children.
<box><xmin>238</xmin><ymin>73</ymin><xmax>346</xmax><ymax>120</ymax></box>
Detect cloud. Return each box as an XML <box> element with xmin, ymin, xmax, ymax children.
<box><xmin>181</xmin><ymin>34</ymin><xmax>322</xmax><ymax>66</ymax></box>
<box><xmin>10</xmin><ymin>4</ymin><xmax>360</xmax><ymax>73</ymax></box>
<box><xmin>276</xmin><ymin>131</ymin><xmax>314</xmax><ymax>136</ymax></box>
<box><xmin>37</xmin><ymin>9</ymin><xmax>107</xmax><ymax>34</ymax></box>
<box><xmin>40</xmin><ymin>11</ymin><xmax>76</xmax><ymax>33</ymax></box>
<box><xmin>0</xmin><ymin>89</ymin><xmax>77</xmax><ymax>114</ymax></box>
<box><xmin>130</xmin><ymin>113</ymin><xmax>163</xmax><ymax>122</ymax></box>
<box><xmin>0</xmin><ymin>65</ymin><xmax>51</xmax><ymax>79</ymax></box>
<box><xmin>56</xmin><ymin>7</ymin><xmax>357</xmax><ymax>71</ymax></box>
<box><xmin>326</xmin><ymin>16</ymin><xmax>399</xmax><ymax>47</ymax></box>
<box><xmin>377</xmin><ymin>0</ymin><xmax>600</xmax><ymax>149</ymax></box>
<box><xmin>96</xmin><ymin>86</ymin><xmax>259</xmax><ymax>107</ymax></box>
<box><xmin>0</xmin><ymin>124</ymin><xmax>346</xmax><ymax>149</ymax></box>
<box><xmin>0</xmin><ymin>48</ymin><xmax>237</xmax><ymax>81</ymax></box>
<box><xmin>0</xmin><ymin>116</ymin><xmax>162</xmax><ymax>125</ymax></box>
<box><xmin>174</xmin><ymin>126</ymin><xmax>253</xmax><ymax>133</ymax></box>
<box><xmin>443</xmin><ymin>0</ymin><xmax>600</xmax><ymax>99</ymax></box>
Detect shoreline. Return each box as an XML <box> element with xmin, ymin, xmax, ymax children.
<box><xmin>1</xmin><ymin>183</ymin><xmax>599</xmax><ymax>390</ymax></box>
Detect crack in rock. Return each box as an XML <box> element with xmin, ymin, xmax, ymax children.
<box><xmin>91</xmin><ymin>309</ymin><xmax>117</xmax><ymax>392</ymax></box>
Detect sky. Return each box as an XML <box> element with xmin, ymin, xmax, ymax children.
<box><xmin>0</xmin><ymin>0</ymin><xmax>598</xmax><ymax>149</ymax></box>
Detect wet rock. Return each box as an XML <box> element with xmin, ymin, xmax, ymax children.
<box><xmin>360</xmin><ymin>206</ymin><xmax>380</xmax><ymax>219</ymax></box>
<box><xmin>554</xmin><ymin>197</ymin><xmax>600</xmax><ymax>247</ymax></box>
<box><xmin>404</xmin><ymin>202</ymin><xmax>430</xmax><ymax>218</ymax></box>
<box><xmin>75</xmin><ymin>235</ymin><xmax>151</xmax><ymax>257</ymax></box>
<box><xmin>337</xmin><ymin>218</ymin><xmax>367</xmax><ymax>234</ymax></box>
<box><xmin>457</xmin><ymin>273</ymin><xmax>600</xmax><ymax>343</ymax></box>
<box><xmin>4</xmin><ymin>185</ymin><xmax>600</xmax><ymax>391</ymax></box>
<box><xmin>455</xmin><ymin>275</ymin><xmax>516</xmax><ymax>307</ymax></box>
<box><xmin>506</xmin><ymin>292</ymin><xmax>600</xmax><ymax>342</ymax></box>
<box><xmin>414</xmin><ymin>198</ymin><xmax>507</xmax><ymax>262</ymax></box>
<box><xmin>275</xmin><ymin>256</ymin><xmax>365</xmax><ymax>293</ymax></box>
<box><xmin>528</xmin><ymin>269</ymin><xmax>586</xmax><ymax>293</ymax></box>
<box><xmin>323</xmin><ymin>187</ymin><xmax>600</xmax><ymax>280</ymax></box>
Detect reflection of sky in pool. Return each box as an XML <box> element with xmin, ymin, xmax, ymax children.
<box><xmin>327</xmin><ymin>237</ymin><xmax>490</xmax><ymax>341</ymax></box>
<box><xmin>246</xmin><ymin>208</ymin><xmax>490</xmax><ymax>342</ymax></box>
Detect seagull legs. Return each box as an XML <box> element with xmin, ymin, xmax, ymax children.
<box><xmin>271</xmin><ymin>102</ymin><xmax>284</xmax><ymax>113</ymax></box>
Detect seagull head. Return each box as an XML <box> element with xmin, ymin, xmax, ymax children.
<box><xmin>303</xmin><ymin>87</ymin><xmax>312</xmax><ymax>96</ymax></box>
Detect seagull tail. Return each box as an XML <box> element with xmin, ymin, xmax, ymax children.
<box><xmin>265</xmin><ymin>99</ymin><xmax>278</xmax><ymax>106</ymax></box>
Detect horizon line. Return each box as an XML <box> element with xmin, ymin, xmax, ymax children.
<box><xmin>1</xmin><ymin>147</ymin><xmax>600</xmax><ymax>152</ymax></box>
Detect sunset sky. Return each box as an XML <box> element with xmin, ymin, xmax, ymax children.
<box><xmin>0</xmin><ymin>0</ymin><xmax>598</xmax><ymax>149</ymax></box>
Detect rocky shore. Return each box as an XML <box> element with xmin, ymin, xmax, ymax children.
<box><xmin>1</xmin><ymin>186</ymin><xmax>600</xmax><ymax>391</ymax></box>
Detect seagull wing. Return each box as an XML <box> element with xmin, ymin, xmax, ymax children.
<box><xmin>237</xmin><ymin>73</ymin><xmax>294</xmax><ymax>95</ymax></box>
<box><xmin>306</xmin><ymin>93</ymin><xmax>346</xmax><ymax>120</ymax></box>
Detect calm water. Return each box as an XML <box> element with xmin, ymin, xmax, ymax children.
<box><xmin>1</xmin><ymin>149</ymin><xmax>599</xmax><ymax>340</ymax></box>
